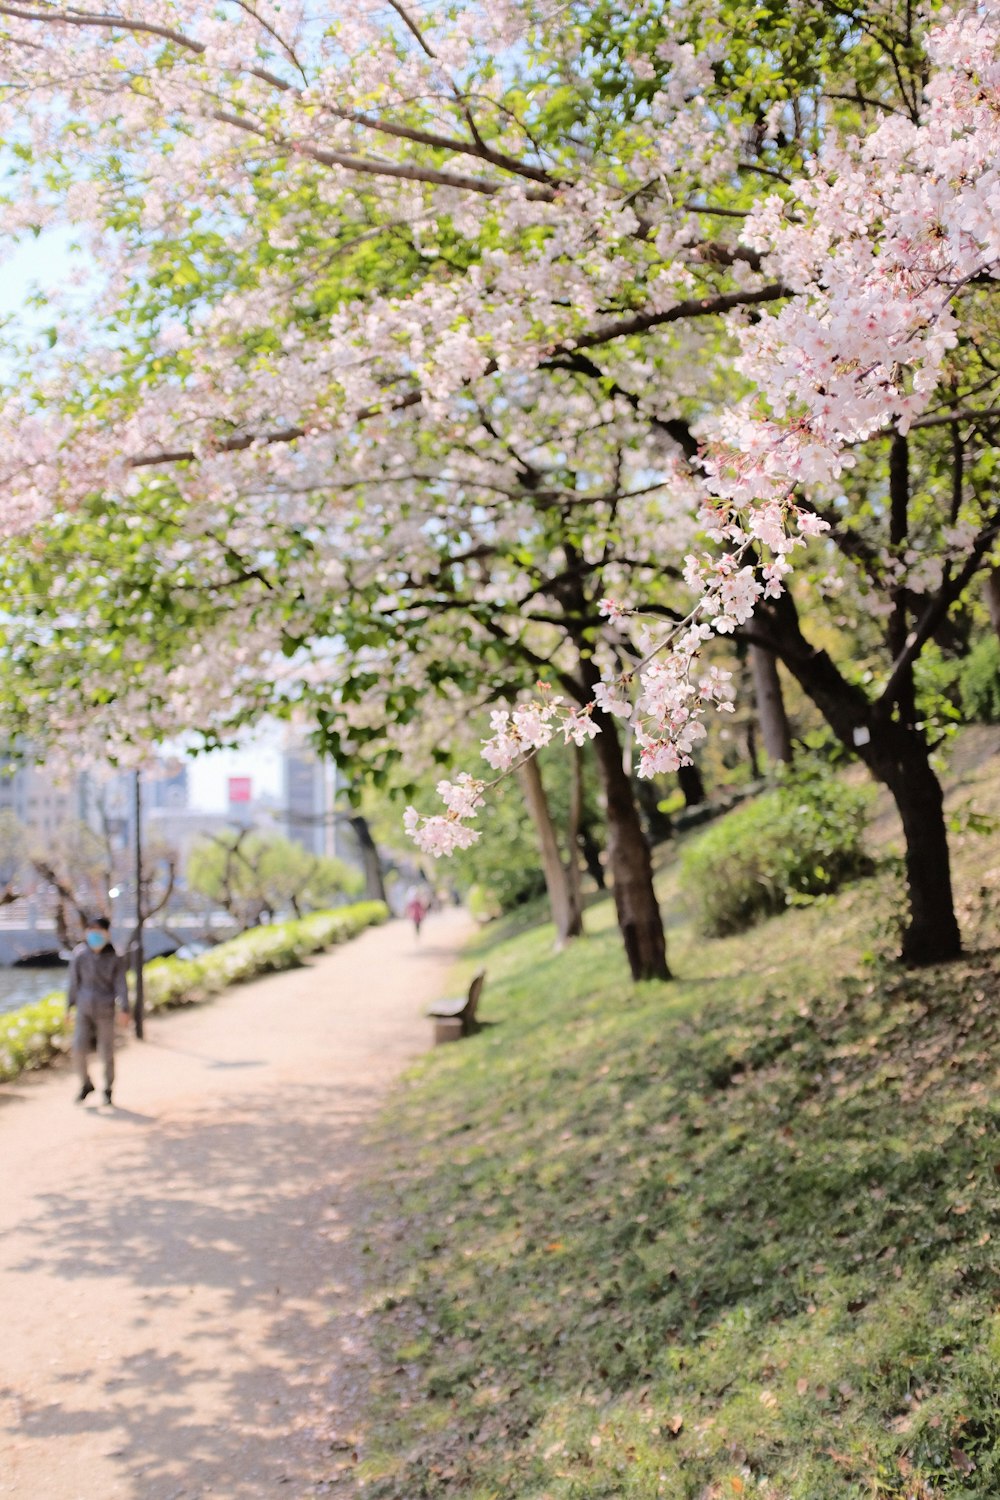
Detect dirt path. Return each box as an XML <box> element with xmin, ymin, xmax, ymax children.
<box><xmin>0</xmin><ymin>909</ymin><xmax>473</xmax><ymax>1500</ymax></box>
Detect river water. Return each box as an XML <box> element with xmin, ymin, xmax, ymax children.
<box><xmin>0</xmin><ymin>967</ymin><xmax>68</xmax><ymax>1017</ymax></box>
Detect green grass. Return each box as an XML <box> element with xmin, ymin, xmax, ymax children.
<box><xmin>361</xmin><ymin>744</ymin><xmax>1000</xmax><ymax>1499</ymax></box>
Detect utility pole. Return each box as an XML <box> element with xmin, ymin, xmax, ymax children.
<box><xmin>133</xmin><ymin>769</ymin><xmax>145</xmax><ymax>1040</ymax></box>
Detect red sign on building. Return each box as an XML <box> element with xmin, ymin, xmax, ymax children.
<box><xmin>228</xmin><ymin>776</ymin><xmax>252</xmax><ymax>805</ymax></box>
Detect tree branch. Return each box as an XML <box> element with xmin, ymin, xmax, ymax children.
<box><xmin>878</xmin><ymin>519</ymin><xmax>1000</xmax><ymax>711</ymax></box>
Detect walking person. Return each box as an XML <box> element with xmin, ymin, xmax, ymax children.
<box><xmin>67</xmin><ymin>915</ymin><xmax>130</xmax><ymax>1106</ymax></box>
<box><xmin>405</xmin><ymin>890</ymin><xmax>428</xmax><ymax>939</ymax></box>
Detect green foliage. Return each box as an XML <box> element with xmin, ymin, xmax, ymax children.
<box><xmin>139</xmin><ymin>901</ymin><xmax>387</xmax><ymax>1012</ymax></box>
<box><xmin>187</xmin><ymin>829</ymin><xmax>363</xmax><ymax>927</ymax></box>
<box><xmin>0</xmin><ymin>992</ymin><xmax>71</xmax><ymax>1082</ymax></box>
<box><xmin>466</xmin><ymin>883</ymin><xmax>503</xmax><ymax>924</ymax></box>
<box><xmin>959</xmin><ymin>634</ymin><xmax>1000</xmax><ymax>724</ymax></box>
<box><xmin>681</xmin><ymin>762</ymin><xmax>873</xmax><ymax>936</ymax></box>
<box><xmin>0</xmin><ymin>901</ymin><xmax>387</xmax><ymax>1083</ymax></box>
<box><xmin>362</xmin><ymin>773</ymin><xmax>1000</xmax><ymax>1500</ymax></box>
<box><xmin>914</xmin><ymin>639</ymin><xmax>964</xmax><ymax>729</ymax></box>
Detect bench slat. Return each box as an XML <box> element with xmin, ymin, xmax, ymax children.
<box><xmin>427</xmin><ymin>995</ymin><xmax>468</xmax><ymax>1018</ymax></box>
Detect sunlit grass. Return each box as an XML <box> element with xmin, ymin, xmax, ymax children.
<box><xmin>362</xmin><ymin>740</ymin><xmax>1000</xmax><ymax>1499</ymax></box>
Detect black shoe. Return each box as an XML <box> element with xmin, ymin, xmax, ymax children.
<box><xmin>103</xmin><ymin>1088</ymin><xmax>113</xmax><ymax>1106</ymax></box>
<box><xmin>75</xmin><ymin>1080</ymin><xmax>95</xmax><ymax>1103</ymax></box>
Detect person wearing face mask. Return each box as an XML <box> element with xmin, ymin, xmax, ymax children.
<box><xmin>67</xmin><ymin>915</ymin><xmax>130</xmax><ymax>1106</ymax></box>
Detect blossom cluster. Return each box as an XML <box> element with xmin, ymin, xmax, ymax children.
<box><xmin>707</xmin><ymin>6</ymin><xmax>1000</xmax><ymax>506</ymax></box>
<box><xmin>403</xmin><ymin>774</ymin><xmax>485</xmax><ymax>857</ymax></box>
<box><xmin>405</xmin><ymin>693</ymin><xmax>599</xmax><ymax>856</ymax></box>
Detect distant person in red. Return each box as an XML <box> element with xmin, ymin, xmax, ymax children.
<box><xmin>67</xmin><ymin>915</ymin><xmax>130</xmax><ymax>1106</ymax></box>
<box><xmin>405</xmin><ymin>891</ymin><xmax>429</xmax><ymax>939</ymax></box>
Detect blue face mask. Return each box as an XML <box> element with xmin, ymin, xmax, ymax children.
<box><xmin>86</xmin><ymin>931</ymin><xmax>106</xmax><ymax>951</ymax></box>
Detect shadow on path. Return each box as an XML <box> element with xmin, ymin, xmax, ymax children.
<box><xmin>3</xmin><ymin>1076</ymin><xmax>385</xmax><ymax>1498</ymax></box>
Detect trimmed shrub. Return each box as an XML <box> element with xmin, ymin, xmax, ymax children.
<box><xmin>0</xmin><ymin>993</ymin><xmax>72</xmax><ymax>1082</ymax></box>
<box><xmin>139</xmin><ymin>901</ymin><xmax>389</xmax><ymax>1012</ymax></box>
<box><xmin>0</xmin><ymin>900</ymin><xmax>388</xmax><ymax>1083</ymax></box>
<box><xmin>682</xmin><ymin>767</ymin><xmax>872</xmax><ymax>937</ymax></box>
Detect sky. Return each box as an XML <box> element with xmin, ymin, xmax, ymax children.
<box><xmin>0</xmin><ymin>225</ymin><xmax>79</xmax><ymax>324</ymax></box>
<box><xmin>181</xmin><ymin>731</ymin><xmax>286</xmax><ymax>813</ymax></box>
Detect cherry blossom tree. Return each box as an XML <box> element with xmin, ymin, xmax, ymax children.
<box><xmin>0</xmin><ymin>1</ymin><xmax>996</xmax><ymax>968</ymax></box>
<box><xmin>0</xmin><ymin>374</ymin><xmax>705</xmax><ymax>977</ymax></box>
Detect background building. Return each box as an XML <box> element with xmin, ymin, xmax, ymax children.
<box><xmin>283</xmin><ymin>742</ymin><xmax>328</xmax><ymax>857</ymax></box>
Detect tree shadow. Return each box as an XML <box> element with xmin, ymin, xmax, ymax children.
<box><xmin>406</xmin><ymin>943</ymin><xmax>464</xmax><ymax>961</ymax></box>
<box><xmin>3</xmin><ymin>1075</ymin><xmax>386</xmax><ymax>1496</ymax></box>
<box><xmin>146</xmin><ymin>1037</ymin><xmax>267</xmax><ymax>1070</ymax></box>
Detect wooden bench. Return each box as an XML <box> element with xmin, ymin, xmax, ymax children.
<box><xmin>428</xmin><ymin>970</ymin><xmax>485</xmax><ymax>1045</ymax></box>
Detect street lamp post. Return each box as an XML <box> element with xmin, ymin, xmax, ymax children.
<box><xmin>133</xmin><ymin>769</ymin><xmax>145</xmax><ymax>1040</ymax></box>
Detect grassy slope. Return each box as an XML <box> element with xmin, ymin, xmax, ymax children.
<box><xmin>362</xmin><ymin>737</ymin><xmax>1000</xmax><ymax>1500</ymax></box>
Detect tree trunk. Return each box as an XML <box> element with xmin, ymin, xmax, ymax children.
<box><xmin>752</xmin><ymin>591</ymin><xmax>961</xmax><ymax>966</ymax></box>
<box><xmin>749</xmin><ymin>644</ymin><xmax>793</xmax><ymax>764</ymax></box>
<box><xmin>567</xmin><ymin>746</ymin><xmax>585</xmax><ymax>927</ymax></box>
<box><xmin>634</xmin><ymin>774</ymin><xmax>673</xmax><ymax>844</ymax></box>
<box><xmin>516</xmin><ymin>755</ymin><xmax>583</xmax><ymax>947</ymax></box>
<box><xmin>677</xmin><ymin>762</ymin><xmax>706</xmax><ymax>808</ymax></box>
<box><xmin>348</xmin><ymin>815</ymin><xmax>387</xmax><ymax>903</ymax></box>
<box><xmin>870</xmin><ymin>731</ymin><xmax>962</xmax><ymax>965</ymax></box>
<box><xmin>589</xmin><ymin>707</ymin><xmax>670</xmax><ymax>981</ymax></box>
<box><xmin>573</xmin><ymin>746</ymin><xmax>606</xmax><ymax>888</ymax></box>
<box><xmin>745</xmin><ymin>716</ymin><xmax>761</xmax><ymax>779</ymax></box>
<box><xmin>578</xmin><ymin>822</ymin><xmax>606</xmax><ymax>890</ymax></box>
<box><xmin>985</xmin><ymin>568</ymin><xmax>1000</xmax><ymax>642</ymax></box>
<box><xmin>887</xmin><ymin>434</ymin><xmax>918</xmax><ymax>726</ymax></box>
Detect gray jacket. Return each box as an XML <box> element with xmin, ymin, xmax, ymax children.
<box><xmin>67</xmin><ymin>942</ymin><xmax>129</xmax><ymax>1015</ymax></box>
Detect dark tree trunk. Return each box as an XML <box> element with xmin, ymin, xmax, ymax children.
<box><xmin>578</xmin><ymin>823</ymin><xmax>606</xmax><ymax>890</ymax></box>
<box><xmin>868</xmin><ymin>730</ymin><xmax>961</xmax><ymax>966</ymax></box>
<box><xmin>573</xmin><ymin>746</ymin><xmax>606</xmax><ymax>888</ymax></box>
<box><xmin>751</xmin><ymin>591</ymin><xmax>961</xmax><ymax>966</ymax></box>
<box><xmin>745</xmin><ymin>717</ymin><xmax>762</xmax><ymax>779</ymax></box>
<box><xmin>566</xmin><ymin>746</ymin><xmax>585</xmax><ymax>926</ymax></box>
<box><xmin>561</xmin><ymin>602</ymin><xmax>667</xmax><ymax>977</ymax></box>
<box><xmin>677</xmin><ymin>761</ymin><xmax>706</xmax><ymax>808</ymax></box>
<box><xmin>634</xmin><ymin>774</ymin><xmax>673</xmax><ymax>845</ymax></box>
<box><xmin>517</xmin><ymin>754</ymin><xmax>584</xmax><ymax>947</ymax></box>
<box><xmin>348</xmin><ymin>815</ymin><xmax>387</xmax><ymax>903</ymax></box>
<box><xmin>589</xmin><ymin>706</ymin><xmax>670</xmax><ymax>981</ymax></box>
<box><xmin>749</xmin><ymin>644</ymin><xmax>793</xmax><ymax>764</ymax></box>
<box><xmin>887</xmin><ymin>434</ymin><xmax>917</xmax><ymax>726</ymax></box>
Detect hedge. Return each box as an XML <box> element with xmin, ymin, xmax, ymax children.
<box><xmin>0</xmin><ymin>900</ymin><xmax>388</xmax><ymax>1084</ymax></box>
<box><xmin>681</xmin><ymin>768</ymin><xmax>872</xmax><ymax>937</ymax></box>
